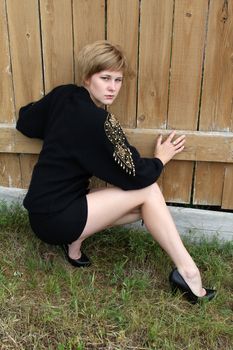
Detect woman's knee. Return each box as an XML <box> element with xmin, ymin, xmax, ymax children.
<box><xmin>144</xmin><ymin>182</ymin><xmax>164</xmax><ymax>201</ymax></box>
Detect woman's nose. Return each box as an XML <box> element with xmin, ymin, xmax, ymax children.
<box><xmin>108</xmin><ymin>80</ymin><xmax>116</xmax><ymax>91</ymax></box>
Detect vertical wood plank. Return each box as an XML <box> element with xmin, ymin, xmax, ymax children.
<box><xmin>40</xmin><ymin>0</ymin><xmax>74</xmax><ymax>91</ymax></box>
<box><xmin>165</xmin><ymin>0</ymin><xmax>208</xmax><ymax>203</ymax></box>
<box><xmin>163</xmin><ymin>163</ymin><xmax>193</xmax><ymax>203</ymax></box>
<box><xmin>195</xmin><ymin>0</ymin><xmax>233</xmax><ymax>208</ymax></box>
<box><xmin>137</xmin><ymin>0</ymin><xmax>173</xmax><ymax>129</ymax></box>
<box><xmin>168</xmin><ymin>0</ymin><xmax>208</xmax><ymax>129</ymax></box>
<box><xmin>107</xmin><ymin>0</ymin><xmax>139</xmax><ymax>127</ymax></box>
<box><xmin>0</xmin><ymin>154</ymin><xmax>21</xmax><ymax>188</ymax></box>
<box><xmin>222</xmin><ymin>164</ymin><xmax>233</xmax><ymax>209</ymax></box>
<box><xmin>73</xmin><ymin>0</ymin><xmax>105</xmax><ymax>69</ymax></box>
<box><xmin>193</xmin><ymin>162</ymin><xmax>225</xmax><ymax>206</ymax></box>
<box><xmin>6</xmin><ymin>0</ymin><xmax>43</xmax><ymax>111</ymax></box>
<box><xmin>0</xmin><ymin>0</ymin><xmax>15</xmax><ymax>123</ymax></box>
<box><xmin>162</xmin><ymin>160</ymin><xmax>193</xmax><ymax>203</ymax></box>
<box><xmin>199</xmin><ymin>0</ymin><xmax>233</xmax><ymax>132</ymax></box>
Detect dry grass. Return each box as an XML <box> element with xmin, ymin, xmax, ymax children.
<box><xmin>0</xmin><ymin>202</ymin><xmax>232</xmax><ymax>349</ymax></box>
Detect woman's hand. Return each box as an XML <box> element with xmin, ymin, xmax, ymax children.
<box><xmin>154</xmin><ymin>130</ymin><xmax>186</xmax><ymax>165</ymax></box>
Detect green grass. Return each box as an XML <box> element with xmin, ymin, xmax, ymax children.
<box><xmin>0</xmin><ymin>202</ymin><xmax>232</xmax><ymax>349</ymax></box>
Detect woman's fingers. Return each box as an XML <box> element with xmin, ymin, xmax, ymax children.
<box><xmin>156</xmin><ymin>134</ymin><xmax>163</xmax><ymax>147</ymax></box>
<box><xmin>173</xmin><ymin>137</ymin><xmax>186</xmax><ymax>153</ymax></box>
<box><xmin>174</xmin><ymin>144</ymin><xmax>185</xmax><ymax>153</ymax></box>
<box><xmin>167</xmin><ymin>130</ymin><xmax>176</xmax><ymax>142</ymax></box>
<box><xmin>154</xmin><ymin>131</ymin><xmax>186</xmax><ymax>162</ymax></box>
<box><xmin>157</xmin><ymin>131</ymin><xmax>186</xmax><ymax>146</ymax></box>
<box><xmin>172</xmin><ymin>134</ymin><xmax>186</xmax><ymax>146</ymax></box>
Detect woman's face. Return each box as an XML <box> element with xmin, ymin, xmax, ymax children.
<box><xmin>84</xmin><ymin>70</ymin><xmax>123</xmax><ymax>107</ymax></box>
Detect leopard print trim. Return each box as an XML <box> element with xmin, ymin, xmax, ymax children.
<box><xmin>104</xmin><ymin>113</ymin><xmax>135</xmax><ymax>176</ymax></box>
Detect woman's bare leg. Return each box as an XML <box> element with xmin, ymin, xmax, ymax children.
<box><xmin>69</xmin><ymin>183</ymin><xmax>205</xmax><ymax>297</ymax></box>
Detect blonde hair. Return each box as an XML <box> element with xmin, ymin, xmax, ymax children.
<box><xmin>76</xmin><ymin>40</ymin><xmax>132</xmax><ymax>85</ymax></box>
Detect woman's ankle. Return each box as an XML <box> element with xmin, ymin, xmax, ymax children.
<box><xmin>178</xmin><ymin>266</ymin><xmax>200</xmax><ymax>280</ymax></box>
<box><xmin>68</xmin><ymin>242</ymin><xmax>82</xmax><ymax>259</ymax></box>
<box><xmin>177</xmin><ymin>266</ymin><xmax>206</xmax><ymax>297</ymax></box>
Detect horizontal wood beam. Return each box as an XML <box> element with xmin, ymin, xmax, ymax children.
<box><xmin>0</xmin><ymin>124</ymin><xmax>42</xmax><ymax>154</ymax></box>
<box><xmin>125</xmin><ymin>128</ymin><xmax>233</xmax><ymax>163</ymax></box>
<box><xmin>0</xmin><ymin>124</ymin><xmax>233</xmax><ymax>163</ymax></box>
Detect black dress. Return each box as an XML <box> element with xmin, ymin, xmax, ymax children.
<box><xmin>16</xmin><ymin>85</ymin><xmax>163</xmax><ymax>244</ymax></box>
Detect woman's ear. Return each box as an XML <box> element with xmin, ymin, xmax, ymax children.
<box><xmin>84</xmin><ymin>77</ymin><xmax>90</xmax><ymax>87</ymax></box>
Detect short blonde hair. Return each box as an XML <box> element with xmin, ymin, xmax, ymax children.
<box><xmin>76</xmin><ymin>40</ymin><xmax>131</xmax><ymax>85</ymax></box>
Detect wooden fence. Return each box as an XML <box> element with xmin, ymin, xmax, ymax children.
<box><xmin>0</xmin><ymin>0</ymin><xmax>233</xmax><ymax>209</ymax></box>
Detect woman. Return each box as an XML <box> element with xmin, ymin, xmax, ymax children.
<box><xmin>17</xmin><ymin>40</ymin><xmax>215</xmax><ymax>304</ymax></box>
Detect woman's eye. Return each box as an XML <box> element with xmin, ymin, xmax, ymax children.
<box><xmin>100</xmin><ymin>76</ymin><xmax>122</xmax><ymax>82</ymax></box>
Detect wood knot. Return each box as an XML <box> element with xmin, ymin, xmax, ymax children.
<box><xmin>221</xmin><ymin>0</ymin><xmax>229</xmax><ymax>23</ymax></box>
<box><xmin>221</xmin><ymin>16</ymin><xmax>228</xmax><ymax>23</ymax></box>
<box><xmin>185</xmin><ymin>12</ymin><xmax>192</xmax><ymax>18</ymax></box>
<box><xmin>138</xmin><ymin>115</ymin><xmax>145</xmax><ymax>122</ymax></box>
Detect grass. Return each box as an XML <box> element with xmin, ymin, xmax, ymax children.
<box><xmin>0</xmin><ymin>202</ymin><xmax>232</xmax><ymax>350</ymax></box>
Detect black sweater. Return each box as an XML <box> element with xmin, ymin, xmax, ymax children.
<box><xmin>16</xmin><ymin>85</ymin><xmax>163</xmax><ymax>214</ymax></box>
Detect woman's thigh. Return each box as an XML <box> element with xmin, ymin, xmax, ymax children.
<box><xmin>81</xmin><ymin>184</ymin><xmax>156</xmax><ymax>237</ymax></box>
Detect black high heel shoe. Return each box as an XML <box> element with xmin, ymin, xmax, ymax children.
<box><xmin>169</xmin><ymin>268</ymin><xmax>216</xmax><ymax>304</ymax></box>
<box><xmin>62</xmin><ymin>245</ymin><xmax>91</xmax><ymax>268</ymax></box>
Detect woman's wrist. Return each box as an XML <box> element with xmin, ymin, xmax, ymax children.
<box><xmin>154</xmin><ymin>156</ymin><xmax>165</xmax><ymax>166</ymax></box>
